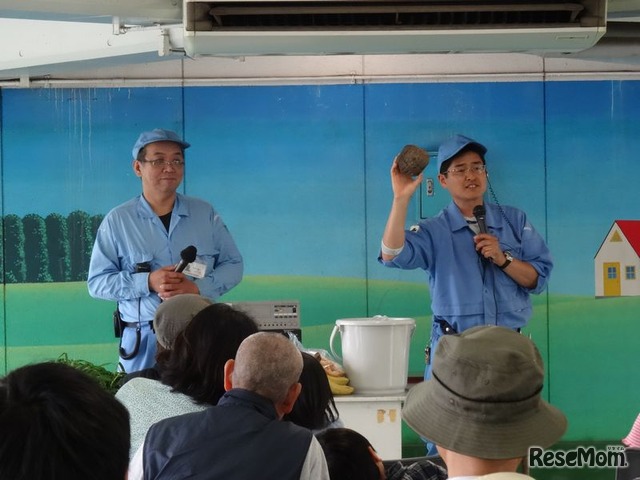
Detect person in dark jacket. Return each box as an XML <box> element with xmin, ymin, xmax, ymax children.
<box><xmin>128</xmin><ymin>332</ymin><xmax>329</xmax><ymax>480</ymax></box>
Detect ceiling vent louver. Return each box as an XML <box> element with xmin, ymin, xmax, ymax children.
<box><xmin>183</xmin><ymin>1</ymin><xmax>607</xmax><ymax>56</ymax></box>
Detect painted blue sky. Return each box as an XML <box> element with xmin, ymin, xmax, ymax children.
<box><xmin>2</xmin><ymin>80</ymin><xmax>639</xmax><ymax>295</ymax></box>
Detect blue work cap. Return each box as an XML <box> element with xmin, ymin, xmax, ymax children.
<box><xmin>437</xmin><ymin>134</ymin><xmax>487</xmax><ymax>172</ymax></box>
<box><xmin>132</xmin><ymin>129</ymin><xmax>191</xmax><ymax>159</ymax></box>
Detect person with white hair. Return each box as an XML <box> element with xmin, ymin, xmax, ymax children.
<box><xmin>129</xmin><ymin>332</ymin><xmax>329</xmax><ymax>480</ymax></box>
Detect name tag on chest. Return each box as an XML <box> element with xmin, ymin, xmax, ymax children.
<box><xmin>183</xmin><ymin>261</ymin><xmax>206</xmax><ymax>279</ymax></box>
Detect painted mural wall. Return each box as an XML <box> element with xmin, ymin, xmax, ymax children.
<box><xmin>0</xmin><ymin>80</ymin><xmax>638</xmax><ymax>444</ymax></box>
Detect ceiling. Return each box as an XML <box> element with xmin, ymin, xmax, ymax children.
<box><xmin>1</xmin><ymin>0</ymin><xmax>640</xmax><ymax>82</ymax></box>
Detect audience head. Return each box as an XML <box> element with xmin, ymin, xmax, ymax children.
<box><xmin>227</xmin><ymin>332</ymin><xmax>303</xmax><ymax>415</ymax></box>
<box><xmin>153</xmin><ymin>294</ymin><xmax>213</xmax><ymax>359</ymax></box>
<box><xmin>402</xmin><ymin>325</ymin><xmax>567</xmax><ymax>462</ymax></box>
<box><xmin>284</xmin><ymin>351</ymin><xmax>339</xmax><ymax>431</ymax></box>
<box><xmin>161</xmin><ymin>302</ymin><xmax>258</xmax><ymax>405</ymax></box>
<box><xmin>316</xmin><ymin>427</ymin><xmax>383</xmax><ymax>480</ymax></box>
<box><xmin>0</xmin><ymin>362</ymin><xmax>130</xmax><ymax>480</ymax></box>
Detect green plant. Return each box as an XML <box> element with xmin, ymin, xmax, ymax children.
<box><xmin>56</xmin><ymin>353</ymin><xmax>124</xmax><ymax>395</ymax></box>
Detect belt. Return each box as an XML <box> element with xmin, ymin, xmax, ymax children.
<box><xmin>435</xmin><ymin>318</ymin><xmax>521</xmax><ymax>335</ymax></box>
<box><xmin>123</xmin><ymin>321</ymin><xmax>153</xmax><ymax>329</ymax></box>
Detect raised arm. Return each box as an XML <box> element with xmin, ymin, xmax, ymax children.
<box><xmin>381</xmin><ymin>158</ymin><xmax>423</xmax><ymax>261</ymax></box>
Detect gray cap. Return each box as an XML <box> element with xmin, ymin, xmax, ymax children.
<box><xmin>153</xmin><ymin>294</ymin><xmax>213</xmax><ymax>349</ymax></box>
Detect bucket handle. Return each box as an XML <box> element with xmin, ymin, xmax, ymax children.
<box><xmin>329</xmin><ymin>324</ymin><xmax>342</xmax><ymax>361</ymax></box>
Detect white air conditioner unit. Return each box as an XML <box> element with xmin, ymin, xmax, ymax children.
<box><xmin>183</xmin><ymin>0</ymin><xmax>608</xmax><ymax>57</ymax></box>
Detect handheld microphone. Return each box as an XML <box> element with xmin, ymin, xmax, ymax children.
<box><xmin>174</xmin><ymin>245</ymin><xmax>197</xmax><ymax>273</ymax></box>
<box><xmin>473</xmin><ymin>205</ymin><xmax>488</xmax><ymax>235</ymax></box>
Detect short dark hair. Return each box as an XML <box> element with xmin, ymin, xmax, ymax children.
<box><xmin>160</xmin><ymin>303</ymin><xmax>259</xmax><ymax>405</ymax></box>
<box><xmin>316</xmin><ymin>428</ymin><xmax>380</xmax><ymax>480</ymax></box>
<box><xmin>439</xmin><ymin>145</ymin><xmax>486</xmax><ymax>175</ymax></box>
<box><xmin>283</xmin><ymin>352</ymin><xmax>339</xmax><ymax>430</ymax></box>
<box><xmin>0</xmin><ymin>362</ymin><xmax>130</xmax><ymax>480</ymax></box>
<box><xmin>136</xmin><ymin>146</ymin><xmax>147</xmax><ymax>163</ymax></box>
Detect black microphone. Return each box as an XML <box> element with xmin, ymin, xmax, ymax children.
<box><xmin>174</xmin><ymin>245</ymin><xmax>197</xmax><ymax>273</ymax></box>
<box><xmin>473</xmin><ymin>205</ymin><xmax>488</xmax><ymax>234</ymax></box>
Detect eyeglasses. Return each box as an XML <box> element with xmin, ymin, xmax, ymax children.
<box><xmin>445</xmin><ymin>164</ymin><xmax>486</xmax><ymax>177</ymax></box>
<box><xmin>139</xmin><ymin>159</ymin><xmax>185</xmax><ymax>168</ymax></box>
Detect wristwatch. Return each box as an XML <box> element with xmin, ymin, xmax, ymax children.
<box><xmin>497</xmin><ymin>251</ymin><xmax>513</xmax><ymax>270</ymax></box>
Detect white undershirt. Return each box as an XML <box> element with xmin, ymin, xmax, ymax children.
<box><xmin>465</xmin><ymin>216</ymin><xmax>480</xmax><ymax>235</ymax></box>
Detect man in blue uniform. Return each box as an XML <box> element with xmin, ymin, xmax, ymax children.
<box><xmin>379</xmin><ymin>134</ymin><xmax>552</xmax><ymax>376</ymax></box>
<box><xmin>88</xmin><ymin>128</ymin><xmax>243</xmax><ymax>372</ymax></box>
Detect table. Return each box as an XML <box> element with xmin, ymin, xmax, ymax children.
<box><xmin>333</xmin><ymin>394</ymin><xmax>405</xmax><ymax>460</ymax></box>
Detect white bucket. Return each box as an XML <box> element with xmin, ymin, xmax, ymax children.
<box><xmin>329</xmin><ymin>315</ymin><xmax>416</xmax><ymax>395</ymax></box>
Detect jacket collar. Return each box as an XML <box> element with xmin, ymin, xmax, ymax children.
<box><xmin>446</xmin><ymin>201</ymin><xmax>500</xmax><ymax>233</ymax></box>
<box><xmin>136</xmin><ymin>193</ymin><xmax>189</xmax><ymax>219</ymax></box>
<box><xmin>217</xmin><ymin>388</ymin><xmax>279</xmax><ymax>420</ymax></box>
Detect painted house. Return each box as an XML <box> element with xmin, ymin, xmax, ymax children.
<box><xmin>594</xmin><ymin>220</ymin><xmax>640</xmax><ymax>297</ymax></box>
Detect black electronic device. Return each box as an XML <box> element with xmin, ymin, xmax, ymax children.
<box><xmin>175</xmin><ymin>245</ymin><xmax>197</xmax><ymax>272</ymax></box>
<box><xmin>473</xmin><ymin>204</ymin><xmax>488</xmax><ymax>234</ymax></box>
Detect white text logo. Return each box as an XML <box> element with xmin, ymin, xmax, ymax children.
<box><xmin>528</xmin><ymin>445</ymin><xmax>627</xmax><ymax>469</ymax></box>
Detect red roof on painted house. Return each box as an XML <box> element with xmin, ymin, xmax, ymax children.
<box><xmin>616</xmin><ymin>220</ymin><xmax>640</xmax><ymax>257</ymax></box>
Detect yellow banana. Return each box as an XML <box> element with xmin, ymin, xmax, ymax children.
<box><xmin>330</xmin><ymin>382</ymin><xmax>354</xmax><ymax>395</ymax></box>
<box><xmin>328</xmin><ymin>376</ymin><xmax>354</xmax><ymax>395</ymax></box>
<box><xmin>327</xmin><ymin>375</ymin><xmax>349</xmax><ymax>385</ymax></box>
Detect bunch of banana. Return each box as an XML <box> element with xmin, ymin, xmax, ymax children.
<box><xmin>327</xmin><ymin>374</ymin><xmax>354</xmax><ymax>395</ymax></box>
<box><xmin>312</xmin><ymin>351</ymin><xmax>354</xmax><ymax>395</ymax></box>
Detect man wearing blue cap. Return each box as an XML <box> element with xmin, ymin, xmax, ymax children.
<box><xmin>88</xmin><ymin>128</ymin><xmax>244</xmax><ymax>373</ymax></box>
<box><xmin>379</xmin><ymin>134</ymin><xmax>552</xmax><ymax>377</ymax></box>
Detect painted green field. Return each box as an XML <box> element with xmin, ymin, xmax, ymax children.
<box><xmin>1</xmin><ymin>276</ymin><xmax>435</xmax><ymax>373</ymax></box>
<box><xmin>1</xmin><ymin>276</ymin><xmax>638</xmax><ymax>446</ymax></box>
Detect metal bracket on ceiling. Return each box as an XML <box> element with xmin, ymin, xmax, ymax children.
<box><xmin>159</xmin><ymin>29</ymin><xmax>171</xmax><ymax>56</ymax></box>
<box><xmin>112</xmin><ymin>16</ymin><xmax>125</xmax><ymax>35</ymax></box>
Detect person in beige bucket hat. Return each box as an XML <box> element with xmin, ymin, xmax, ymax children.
<box><xmin>119</xmin><ymin>294</ymin><xmax>212</xmax><ymax>386</ymax></box>
<box><xmin>402</xmin><ymin>325</ymin><xmax>567</xmax><ymax>479</ymax></box>
<box><xmin>153</xmin><ymin>294</ymin><xmax>213</xmax><ymax>351</ymax></box>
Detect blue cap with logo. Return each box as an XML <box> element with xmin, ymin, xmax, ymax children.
<box><xmin>132</xmin><ymin>129</ymin><xmax>191</xmax><ymax>159</ymax></box>
<box><xmin>437</xmin><ymin>134</ymin><xmax>487</xmax><ymax>172</ymax></box>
